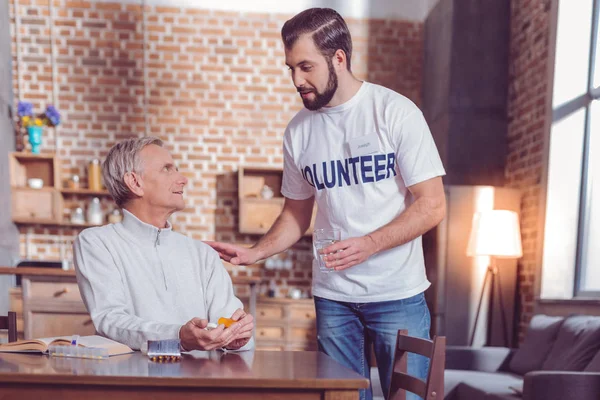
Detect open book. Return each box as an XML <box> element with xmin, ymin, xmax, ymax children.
<box><xmin>0</xmin><ymin>335</ymin><xmax>133</xmax><ymax>357</ymax></box>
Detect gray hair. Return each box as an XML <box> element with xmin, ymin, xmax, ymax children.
<box><xmin>102</xmin><ymin>136</ymin><xmax>163</xmax><ymax>208</ymax></box>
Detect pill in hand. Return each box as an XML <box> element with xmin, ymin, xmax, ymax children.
<box><xmin>205</xmin><ymin>322</ymin><xmax>218</xmax><ymax>330</ymax></box>
<box><xmin>218</xmin><ymin>317</ymin><xmax>235</xmax><ymax>328</ymax></box>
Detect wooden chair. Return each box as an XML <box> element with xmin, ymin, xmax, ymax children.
<box><xmin>0</xmin><ymin>312</ymin><xmax>18</xmax><ymax>343</ymax></box>
<box><xmin>388</xmin><ymin>329</ymin><xmax>446</xmax><ymax>400</ymax></box>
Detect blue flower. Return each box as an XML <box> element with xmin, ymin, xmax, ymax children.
<box><xmin>45</xmin><ymin>105</ymin><xmax>61</xmax><ymax>127</ymax></box>
<box><xmin>17</xmin><ymin>101</ymin><xmax>33</xmax><ymax>117</ymax></box>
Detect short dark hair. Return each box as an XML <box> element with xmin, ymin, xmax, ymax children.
<box><xmin>281</xmin><ymin>8</ymin><xmax>353</xmax><ymax>71</ymax></box>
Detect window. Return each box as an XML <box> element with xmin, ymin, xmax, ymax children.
<box><xmin>541</xmin><ymin>0</ymin><xmax>600</xmax><ymax>298</ymax></box>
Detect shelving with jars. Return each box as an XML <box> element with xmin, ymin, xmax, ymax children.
<box><xmin>238</xmin><ymin>166</ymin><xmax>316</xmax><ymax>235</ymax></box>
<box><xmin>9</xmin><ymin>152</ymin><xmax>117</xmax><ymax>228</ymax></box>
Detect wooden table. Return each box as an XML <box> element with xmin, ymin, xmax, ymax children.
<box><xmin>0</xmin><ymin>350</ymin><xmax>368</xmax><ymax>399</ymax></box>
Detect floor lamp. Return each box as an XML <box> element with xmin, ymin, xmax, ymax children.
<box><xmin>466</xmin><ymin>210</ymin><xmax>523</xmax><ymax>347</ymax></box>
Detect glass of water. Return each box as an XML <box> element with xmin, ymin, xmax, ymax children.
<box><xmin>313</xmin><ymin>228</ymin><xmax>341</xmax><ymax>273</ymax></box>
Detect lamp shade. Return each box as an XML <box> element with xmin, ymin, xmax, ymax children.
<box><xmin>466</xmin><ymin>210</ymin><xmax>523</xmax><ymax>258</ymax></box>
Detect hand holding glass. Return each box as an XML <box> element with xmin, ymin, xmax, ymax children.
<box><xmin>313</xmin><ymin>228</ymin><xmax>341</xmax><ymax>273</ymax></box>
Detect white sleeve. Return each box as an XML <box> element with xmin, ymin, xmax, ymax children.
<box><xmin>390</xmin><ymin>110</ymin><xmax>446</xmax><ymax>187</ymax></box>
<box><xmin>281</xmin><ymin>127</ymin><xmax>314</xmax><ymax>200</ymax></box>
<box><xmin>73</xmin><ymin>232</ymin><xmax>181</xmax><ymax>350</ymax></box>
<box><xmin>201</xmin><ymin>246</ymin><xmax>254</xmax><ymax>351</ymax></box>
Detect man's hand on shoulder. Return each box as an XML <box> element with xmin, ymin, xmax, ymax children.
<box><xmin>204</xmin><ymin>241</ymin><xmax>262</xmax><ymax>266</ymax></box>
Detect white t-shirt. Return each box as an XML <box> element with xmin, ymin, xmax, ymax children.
<box><xmin>281</xmin><ymin>82</ymin><xmax>446</xmax><ymax>303</ymax></box>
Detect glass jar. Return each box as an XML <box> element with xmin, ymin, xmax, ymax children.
<box><xmin>68</xmin><ymin>174</ymin><xmax>80</xmax><ymax>189</ymax></box>
<box><xmin>86</xmin><ymin>197</ymin><xmax>103</xmax><ymax>225</ymax></box>
<box><xmin>70</xmin><ymin>207</ymin><xmax>85</xmax><ymax>224</ymax></box>
<box><xmin>88</xmin><ymin>159</ymin><xmax>102</xmax><ymax>191</ymax></box>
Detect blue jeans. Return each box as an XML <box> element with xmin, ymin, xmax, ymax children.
<box><xmin>314</xmin><ymin>293</ymin><xmax>431</xmax><ymax>400</ymax></box>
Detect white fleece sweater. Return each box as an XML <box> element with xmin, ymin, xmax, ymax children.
<box><xmin>73</xmin><ymin>209</ymin><xmax>252</xmax><ymax>351</ymax></box>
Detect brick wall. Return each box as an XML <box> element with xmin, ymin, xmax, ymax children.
<box><xmin>506</xmin><ymin>0</ymin><xmax>553</xmax><ymax>339</ymax></box>
<box><xmin>10</xmin><ymin>0</ymin><xmax>424</xmax><ymax>297</ymax></box>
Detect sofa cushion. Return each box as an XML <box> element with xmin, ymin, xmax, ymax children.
<box><xmin>463</xmin><ymin>385</ymin><xmax>521</xmax><ymax>400</ymax></box>
<box><xmin>585</xmin><ymin>350</ymin><xmax>600</xmax><ymax>372</ymax></box>
<box><xmin>487</xmin><ymin>395</ymin><xmax>521</xmax><ymax>400</ymax></box>
<box><xmin>542</xmin><ymin>315</ymin><xmax>600</xmax><ymax>371</ymax></box>
<box><xmin>445</xmin><ymin>370</ymin><xmax>523</xmax><ymax>400</ymax></box>
<box><xmin>507</xmin><ymin>314</ymin><xmax>564</xmax><ymax>375</ymax></box>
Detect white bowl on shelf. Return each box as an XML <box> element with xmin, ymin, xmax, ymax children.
<box><xmin>27</xmin><ymin>178</ymin><xmax>44</xmax><ymax>189</ymax></box>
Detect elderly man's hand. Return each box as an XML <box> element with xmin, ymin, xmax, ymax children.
<box><xmin>224</xmin><ymin>309</ymin><xmax>254</xmax><ymax>350</ymax></box>
<box><xmin>179</xmin><ymin>309</ymin><xmax>254</xmax><ymax>351</ymax></box>
<box><xmin>179</xmin><ymin>318</ymin><xmax>240</xmax><ymax>351</ymax></box>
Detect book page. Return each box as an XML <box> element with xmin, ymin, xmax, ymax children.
<box><xmin>0</xmin><ymin>336</ymin><xmax>74</xmax><ymax>352</ymax></box>
<box><xmin>76</xmin><ymin>336</ymin><xmax>133</xmax><ymax>356</ymax></box>
<box><xmin>0</xmin><ymin>335</ymin><xmax>132</xmax><ymax>356</ymax></box>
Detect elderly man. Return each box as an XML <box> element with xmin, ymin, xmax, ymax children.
<box><xmin>74</xmin><ymin>137</ymin><xmax>254</xmax><ymax>351</ymax></box>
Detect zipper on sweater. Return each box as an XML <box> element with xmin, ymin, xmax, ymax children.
<box><xmin>154</xmin><ymin>229</ymin><xmax>167</xmax><ymax>290</ymax></box>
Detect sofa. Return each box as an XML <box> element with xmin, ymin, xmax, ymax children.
<box><xmin>445</xmin><ymin>314</ymin><xmax>600</xmax><ymax>400</ymax></box>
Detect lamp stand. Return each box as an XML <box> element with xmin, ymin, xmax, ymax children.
<box><xmin>469</xmin><ymin>258</ymin><xmax>509</xmax><ymax>347</ymax></box>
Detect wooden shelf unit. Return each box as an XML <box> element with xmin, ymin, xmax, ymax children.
<box><xmin>9</xmin><ymin>152</ymin><xmax>114</xmax><ymax>229</ymax></box>
<box><xmin>9</xmin><ymin>153</ymin><xmax>62</xmax><ymax>222</ymax></box>
<box><xmin>9</xmin><ymin>152</ymin><xmax>59</xmax><ymax>188</ymax></box>
<box><xmin>60</xmin><ymin>188</ymin><xmax>111</xmax><ymax>197</ymax></box>
<box><xmin>238</xmin><ymin>166</ymin><xmax>284</xmax><ymax>234</ymax></box>
<box><xmin>12</xmin><ymin>218</ymin><xmax>102</xmax><ymax>229</ymax></box>
<box><xmin>237</xmin><ymin>166</ymin><xmax>316</xmax><ymax>235</ymax></box>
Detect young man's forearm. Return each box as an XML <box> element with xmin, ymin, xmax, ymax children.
<box><xmin>369</xmin><ymin>193</ymin><xmax>446</xmax><ymax>254</ymax></box>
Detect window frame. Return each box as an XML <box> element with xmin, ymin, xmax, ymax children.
<box><xmin>537</xmin><ymin>0</ymin><xmax>600</xmax><ymax>301</ymax></box>
<box><xmin>549</xmin><ymin>0</ymin><xmax>600</xmax><ymax>298</ymax></box>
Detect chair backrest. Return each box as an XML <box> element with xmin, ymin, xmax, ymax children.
<box><xmin>388</xmin><ymin>329</ymin><xmax>446</xmax><ymax>400</ymax></box>
<box><xmin>0</xmin><ymin>312</ymin><xmax>18</xmax><ymax>343</ymax></box>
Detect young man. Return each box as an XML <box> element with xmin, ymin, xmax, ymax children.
<box><xmin>208</xmin><ymin>8</ymin><xmax>445</xmax><ymax>400</ymax></box>
<box><xmin>74</xmin><ymin>137</ymin><xmax>254</xmax><ymax>352</ymax></box>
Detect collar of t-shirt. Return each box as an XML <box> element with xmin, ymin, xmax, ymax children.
<box><xmin>316</xmin><ymin>81</ymin><xmax>369</xmax><ymax>114</ymax></box>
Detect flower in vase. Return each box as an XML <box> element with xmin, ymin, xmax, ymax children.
<box><xmin>15</xmin><ymin>101</ymin><xmax>62</xmax><ymax>154</ymax></box>
<box><xmin>16</xmin><ymin>101</ymin><xmax>61</xmax><ymax>128</ymax></box>
<box><xmin>45</xmin><ymin>105</ymin><xmax>61</xmax><ymax>127</ymax></box>
<box><xmin>17</xmin><ymin>101</ymin><xmax>33</xmax><ymax>118</ymax></box>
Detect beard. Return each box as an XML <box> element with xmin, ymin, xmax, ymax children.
<box><xmin>299</xmin><ymin>59</ymin><xmax>338</xmax><ymax>111</ymax></box>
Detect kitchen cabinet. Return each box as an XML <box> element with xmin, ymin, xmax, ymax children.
<box><xmin>255</xmin><ymin>297</ymin><xmax>317</xmax><ymax>351</ymax></box>
<box><xmin>22</xmin><ymin>276</ymin><xmax>95</xmax><ymax>339</ymax></box>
